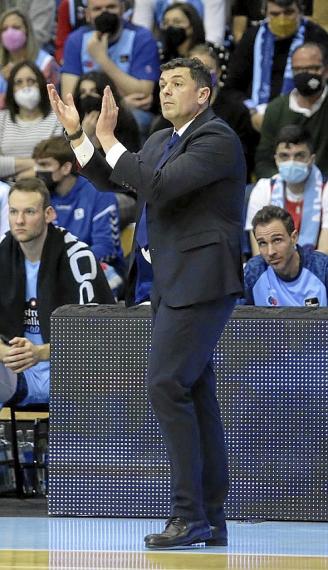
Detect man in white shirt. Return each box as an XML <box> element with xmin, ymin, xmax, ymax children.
<box><xmin>246</xmin><ymin>123</ymin><xmax>328</xmax><ymax>256</ymax></box>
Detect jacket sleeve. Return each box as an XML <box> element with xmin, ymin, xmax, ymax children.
<box><xmin>110</xmin><ymin>124</ymin><xmax>242</xmax><ymax>206</ymax></box>
<box><xmin>80</xmin><ymin>150</ymin><xmax>115</xmax><ymax>192</ymax></box>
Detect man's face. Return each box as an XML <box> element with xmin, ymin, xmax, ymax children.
<box><xmin>292</xmin><ymin>45</ymin><xmax>327</xmax><ymax>82</ymax></box>
<box><xmin>35</xmin><ymin>156</ymin><xmax>68</xmax><ymax>184</ymax></box>
<box><xmin>274</xmin><ymin>141</ymin><xmax>314</xmax><ymax>169</ymax></box>
<box><xmin>254</xmin><ymin>219</ymin><xmax>298</xmax><ymax>277</ymax></box>
<box><xmin>9</xmin><ymin>190</ymin><xmax>52</xmax><ymax>244</ymax></box>
<box><xmin>159</xmin><ymin>67</ymin><xmax>210</xmax><ymax>130</ymax></box>
<box><xmin>266</xmin><ymin>1</ymin><xmax>301</xmax><ymax>38</ymax></box>
<box><xmin>86</xmin><ymin>0</ymin><xmax>123</xmax><ymax>25</ymax></box>
<box><xmin>266</xmin><ymin>1</ymin><xmax>300</xmax><ymax>18</ymax></box>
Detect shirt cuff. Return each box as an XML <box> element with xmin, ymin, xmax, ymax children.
<box><xmin>105</xmin><ymin>142</ymin><xmax>127</xmax><ymax>168</ymax></box>
<box><xmin>72</xmin><ymin>135</ymin><xmax>95</xmax><ymax>167</ymax></box>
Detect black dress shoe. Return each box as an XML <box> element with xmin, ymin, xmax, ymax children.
<box><xmin>204</xmin><ymin>525</ymin><xmax>228</xmax><ymax>546</ymax></box>
<box><xmin>144</xmin><ymin>517</ymin><xmax>212</xmax><ymax>549</ymax></box>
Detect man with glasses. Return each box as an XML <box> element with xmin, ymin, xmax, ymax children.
<box><xmin>256</xmin><ymin>42</ymin><xmax>328</xmax><ymax>178</ymax></box>
<box><xmin>246</xmin><ymin>124</ymin><xmax>328</xmax><ymax>255</ymax></box>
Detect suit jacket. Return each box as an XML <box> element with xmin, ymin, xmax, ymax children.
<box><xmin>81</xmin><ymin>107</ymin><xmax>246</xmax><ymax>307</ymax></box>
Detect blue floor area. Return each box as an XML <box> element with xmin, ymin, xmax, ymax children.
<box><xmin>0</xmin><ymin>518</ymin><xmax>327</xmax><ymax>556</ymax></box>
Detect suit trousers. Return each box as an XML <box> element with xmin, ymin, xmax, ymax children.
<box><xmin>147</xmin><ymin>292</ymin><xmax>236</xmax><ymax>523</ymax></box>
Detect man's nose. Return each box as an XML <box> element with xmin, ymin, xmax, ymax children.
<box><xmin>267</xmin><ymin>243</ymin><xmax>276</xmax><ymax>256</ymax></box>
<box><xmin>163</xmin><ymin>84</ymin><xmax>172</xmax><ymax>95</ymax></box>
<box><xmin>16</xmin><ymin>212</ymin><xmax>25</xmax><ymax>224</ymax></box>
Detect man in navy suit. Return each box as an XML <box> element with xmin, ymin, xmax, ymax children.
<box><xmin>48</xmin><ymin>57</ymin><xmax>246</xmax><ymax>549</ymax></box>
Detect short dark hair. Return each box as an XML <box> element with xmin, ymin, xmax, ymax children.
<box><xmin>162</xmin><ymin>2</ymin><xmax>205</xmax><ymax>49</ymax></box>
<box><xmin>160</xmin><ymin>57</ymin><xmax>212</xmax><ymax>99</ymax></box>
<box><xmin>252</xmin><ymin>205</ymin><xmax>295</xmax><ymax>235</ymax></box>
<box><xmin>274</xmin><ymin>124</ymin><xmax>314</xmax><ymax>153</ymax></box>
<box><xmin>292</xmin><ymin>41</ymin><xmax>328</xmax><ymax>67</ymax></box>
<box><xmin>9</xmin><ymin>177</ymin><xmax>51</xmax><ymax>209</ymax></box>
<box><xmin>5</xmin><ymin>60</ymin><xmax>50</xmax><ymax>122</ymax></box>
<box><xmin>264</xmin><ymin>0</ymin><xmax>304</xmax><ymax>11</ymax></box>
<box><xmin>33</xmin><ymin>136</ymin><xmax>75</xmax><ymax>166</ymax></box>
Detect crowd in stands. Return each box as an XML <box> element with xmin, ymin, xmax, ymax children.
<box><xmin>1</xmin><ymin>0</ymin><xmax>328</xmax><ymax>408</ymax></box>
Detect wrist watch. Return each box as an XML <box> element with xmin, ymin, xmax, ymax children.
<box><xmin>64</xmin><ymin>126</ymin><xmax>84</xmax><ymax>141</ymax></box>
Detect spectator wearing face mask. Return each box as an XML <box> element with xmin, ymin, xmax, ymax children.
<box><xmin>0</xmin><ymin>0</ymin><xmax>56</xmax><ymax>51</ymax></box>
<box><xmin>61</xmin><ymin>0</ymin><xmax>160</xmax><ymax>139</ymax></box>
<box><xmin>255</xmin><ymin>42</ymin><xmax>328</xmax><ymax>179</ymax></box>
<box><xmin>246</xmin><ymin>124</ymin><xmax>328</xmax><ymax>257</ymax></box>
<box><xmin>73</xmin><ymin>70</ymin><xmax>140</xmax><ymax>229</ymax></box>
<box><xmin>132</xmin><ymin>0</ymin><xmax>227</xmax><ymax>48</ymax></box>
<box><xmin>73</xmin><ymin>70</ymin><xmax>141</xmax><ymax>154</ymax></box>
<box><xmin>0</xmin><ymin>61</ymin><xmax>62</xmax><ymax>182</ymax></box>
<box><xmin>159</xmin><ymin>2</ymin><xmax>205</xmax><ymax>62</ymax></box>
<box><xmin>0</xmin><ymin>8</ymin><xmax>59</xmax><ymax>109</ymax></box>
<box><xmin>223</xmin><ymin>0</ymin><xmax>328</xmax><ymax>133</ymax></box>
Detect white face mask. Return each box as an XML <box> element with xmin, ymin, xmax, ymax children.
<box><xmin>14</xmin><ymin>85</ymin><xmax>41</xmax><ymax>111</ymax></box>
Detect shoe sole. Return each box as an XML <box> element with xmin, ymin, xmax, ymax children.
<box><xmin>204</xmin><ymin>537</ymin><xmax>228</xmax><ymax>546</ymax></box>
<box><xmin>145</xmin><ymin>532</ymin><xmax>212</xmax><ymax>549</ymax></box>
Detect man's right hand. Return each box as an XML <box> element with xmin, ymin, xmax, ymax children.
<box><xmin>47</xmin><ymin>83</ymin><xmax>81</xmax><ymax>136</ymax></box>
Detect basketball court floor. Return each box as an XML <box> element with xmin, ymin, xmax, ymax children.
<box><xmin>0</xmin><ymin>517</ymin><xmax>327</xmax><ymax>569</ymax></box>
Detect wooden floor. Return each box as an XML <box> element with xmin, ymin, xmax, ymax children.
<box><xmin>0</xmin><ymin>518</ymin><xmax>327</xmax><ymax>569</ymax></box>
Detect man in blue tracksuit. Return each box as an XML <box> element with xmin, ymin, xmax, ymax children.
<box><xmin>33</xmin><ymin>136</ymin><xmax>125</xmax><ymax>297</ymax></box>
<box><xmin>242</xmin><ymin>205</ymin><xmax>328</xmax><ymax>306</ymax></box>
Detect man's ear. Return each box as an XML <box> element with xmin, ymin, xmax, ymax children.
<box><xmin>198</xmin><ymin>86</ymin><xmax>211</xmax><ymax>105</ymax></box>
<box><xmin>61</xmin><ymin>161</ymin><xmax>73</xmax><ymax>176</ymax></box>
<box><xmin>45</xmin><ymin>205</ymin><xmax>57</xmax><ymax>224</ymax></box>
<box><xmin>291</xmin><ymin>229</ymin><xmax>298</xmax><ymax>247</ymax></box>
<box><xmin>309</xmin><ymin>153</ymin><xmax>316</xmax><ymax>167</ymax></box>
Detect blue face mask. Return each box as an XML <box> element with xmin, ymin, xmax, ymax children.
<box><xmin>278</xmin><ymin>160</ymin><xmax>310</xmax><ymax>184</ymax></box>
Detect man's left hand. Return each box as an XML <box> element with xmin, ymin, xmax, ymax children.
<box><xmin>96</xmin><ymin>85</ymin><xmax>119</xmax><ymax>152</ymax></box>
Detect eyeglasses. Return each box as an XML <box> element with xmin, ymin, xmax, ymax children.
<box><xmin>275</xmin><ymin>151</ymin><xmax>311</xmax><ymax>162</ymax></box>
<box><xmin>292</xmin><ymin>65</ymin><xmax>324</xmax><ymax>74</ymax></box>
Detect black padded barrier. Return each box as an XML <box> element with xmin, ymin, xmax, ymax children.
<box><xmin>49</xmin><ymin>305</ymin><xmax>328</xmax><ymax>520</ymax></box>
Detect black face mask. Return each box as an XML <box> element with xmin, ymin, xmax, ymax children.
<box><xmin>79</xmin><ymin>94</ymin><xmax>102</xmax><ymax>117</ymax></box>
<box><xmin>94</xmin><ymin>11</ymin><xmax>120</xmax><ymax>36</ymax></box>
<box><xmin>293</xmin><ymin>72</ymin><xmax>324</xmax><ymax>96</ymax></box>
<box><xmin>162</xmin><ymin>26</ymin><xmax>187</xmax><ymax>52</ymax></box>
<box><xmin>36</xmin><ymin>170</ymin><xmax>58</xmax><ymax>193</ymax></box>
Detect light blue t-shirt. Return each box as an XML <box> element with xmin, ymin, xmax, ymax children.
<box><xmin>243</xmin><ymin>246</ymin><xmax>328</xmax><ymax>306</ymax></box>
<box><xmin>20</xmin><ymin>259</ymin><xmax>50</xmax><ymax>405</ymax></box>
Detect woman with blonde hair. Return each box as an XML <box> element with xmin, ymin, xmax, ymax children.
<box><xmin>0</xmin><ymin>8</ymin><xmax>59</xmax><ymax>109</ymax></box>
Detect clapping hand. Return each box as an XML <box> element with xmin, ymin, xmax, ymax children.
<box><xmin>47</xmin><ymin>83</ymin><xmax>81</xmax><ymax>136</ymax></box>
<box><xmin>95</xmin><ymin>85</ymin><xmax>119</xmax><ymax>152</ymax></box>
